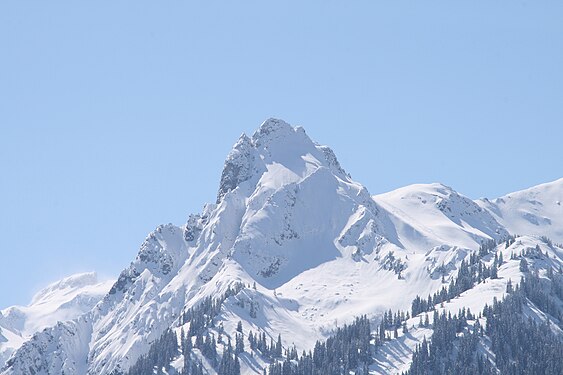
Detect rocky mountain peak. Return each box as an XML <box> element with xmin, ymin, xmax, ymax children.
<box><xmin>250</xmin><ymin>118</ymin><xmax>297</xmax><ymax>147</ymax></box>
<box><xmin>216</xmin><ymin>133</ymin><xmax>259</xmax><ymax>203</ymax></box>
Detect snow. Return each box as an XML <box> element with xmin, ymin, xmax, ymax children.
<box><xmin>373</xmin><ymin>326</ymin><xmax>433</xmax><ymax>374</ymax></box>
<box><xmin>0</xmin><ymin>272</ymin><xmax>113</xmax><ymax>368</ymax></box>
<box><xmin>2</xmin><ymin>119</ymin><xmax>562</xmax><ymax>375</ymax></box>
<box><xmin>477</xmin><ymin>178</ymin><xmax>563</xmax><ymax>243</ymax></box>
<box><xmin>373</xmin><ymin>235</ymin><xmax>563</xmax><ymax>374</ymax></box>
<box><xmin>374</xmin><ymin>183</ymin><xmax>508</xmax><ymax>252</ymax></box>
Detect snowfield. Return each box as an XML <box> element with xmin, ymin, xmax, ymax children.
<box><xmin>2</xmin><ymin>119</ymin><xmax>562</xmax><ymax>375</ymax></box>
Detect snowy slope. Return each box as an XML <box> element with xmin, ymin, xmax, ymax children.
<box><xmin>374</xmin><ymin>183</ymin><xmax>508</xmax><ymax>252</ymax></box>
<box><xmin>0</xmin><ymin>273</ymin><xmax>113</xmax><ymax>368</ymax></box>
<box><xmin>2</xmin><ymin>119</ymin><xmax>562</xmax><ymax>375</ymax></box>
<box><xmin>372</xmin><ymin>235</ymin><xmax>563</xmax><ymax>374</ymax></box>
<box><xmin>477</xmin><ymin>178</ymin><xmax>563</xmax><ymax>243</ymax></box>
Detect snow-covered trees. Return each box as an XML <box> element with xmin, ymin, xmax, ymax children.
<box><xmin>483</xmin><ymin>279</ymin><xmax>563</xmax><ymax>375</ymax></box>
<box><xmin>520</xmin><ymin>257</ymin><xmax>529</xmax><ymax>272</ymax></box>
<box><xmin>267</xmin><ymin>315</ymin><xmax>372</xmax><ymax>375</ymax></box>
<box><xmin>406</xmin><ymin>268</ymin><xmax>563</xmax><ymax>375</ymax></box>
<box><xmin>126</xmin><ymin>328</ymin><xmax>178</xmax><ymax>375</ymax></box>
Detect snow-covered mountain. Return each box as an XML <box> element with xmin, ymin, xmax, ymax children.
<box><xmin>373</xmin><ymin>182</ymin><xmax>508</xmax><ymax>251</ymax></box>
<box><xmin>2</xmin><ymin>119</ymin><xmax>562</xmax><ymax>375</ymax></box>
<box><xmin>477</xmin><ymin>178</ymin><xmax>563</xmax><ymax>243</ymax></box>
<box><xmin>0</xmin><ymin>273</ymin><xmax>113</xmax><ymax>367</ymax></box>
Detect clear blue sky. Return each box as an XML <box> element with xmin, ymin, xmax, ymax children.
<box><xmin>1</xmin><ymin>1</ymin><xmax>562</xmax><ymax>307</ymax></box>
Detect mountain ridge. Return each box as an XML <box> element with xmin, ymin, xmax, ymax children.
<box><xmin>0</xmin><ymin>272</ymin><xmax>113</xmax><ymax>368</ymax></box>
<box><xmin>2</xmin><ymin>119</ymin><xmax>562</xmax><ymax>375</ymax></box>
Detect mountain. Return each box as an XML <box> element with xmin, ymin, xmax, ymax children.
<box><xmin>476</xmin><ymin>178</ymin><xmax>563</xmax><ymax>244</ymax></box>
<box><xmin>2</xmin><ymin>119</ymin><xmax>562</xmax><ymax>375</ymax></box>
<box><xmin>373</xmin><ymin>182</ymin><xmax>508</xmax><ymax>251</ymax></box>
<box><xmin>0</xmin><ymin>273</ymin><xmax>113</xmax><ymax>367</ymax></box>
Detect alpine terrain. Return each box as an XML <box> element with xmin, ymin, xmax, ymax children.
<box><xmin>0</xmin><ymin>273</ymin><xmax>113</xmax><ymax>368</ymax></box>
<box><xmin>2</xmin><ymin>119</ymin><xmax>563</xmax><ymax>375</ymax></box>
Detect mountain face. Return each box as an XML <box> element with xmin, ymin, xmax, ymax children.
<box><xmin>0</xmin><ymin>273</ymin><xmax>113</xmax><ymax>368</ymax></box>
<box><xmin>2</xmin><ymin>119</ymin><xmax>562</xmax><ymax>375</ymax></box>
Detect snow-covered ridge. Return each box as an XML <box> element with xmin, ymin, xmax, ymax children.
<box><xmin>2</xmin><ymin>119</ymin><xmax>562</xmax><ymax>375</ymax></box>
<box><xmin>477</xmin><ymin>178</ymin><xmax>563</xmax><ymax>243</ymax></box>
<box><xmin>0</xmin><ymin>272</ymin><xmax>113</xmax><ymax>368</ymax></box>
<box><xmin>373</xmin><ymin>182</ymin><xmax>508</xmax><ymax>252</ymax></box>
<box><xmin>30</xmin><ymin>272</ymin><xmax>100</xmax><ymax>305</ymax></box>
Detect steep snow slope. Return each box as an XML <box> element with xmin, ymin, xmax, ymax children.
<box><xmin>0</xmin><ymin>273</ymin><xmax>113</xmax><ymax>367</ymax></box>
<box><xmin>2</xmin><ymin>119</ymin><xmax>562</xmax><ymax>375</ymax></box>
<box><xmin>477</xmin><ymin>178</ymin><xmax>563</xmax><ymax>243</ymax></box>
